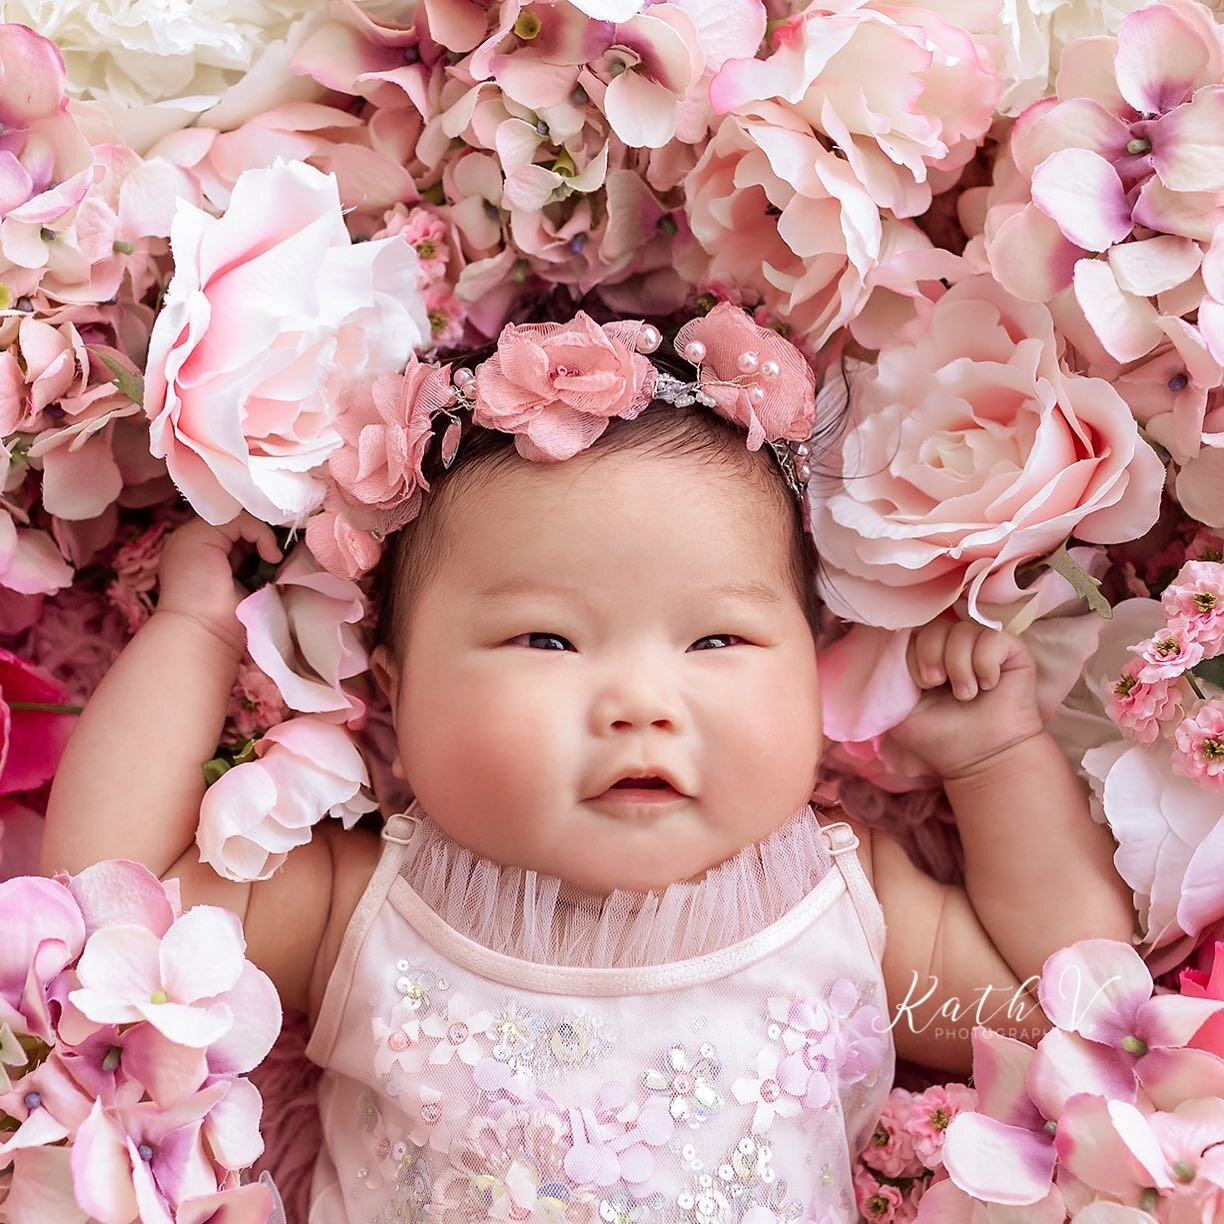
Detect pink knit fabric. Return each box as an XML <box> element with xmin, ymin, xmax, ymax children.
<box><xmin>304</xmin><ymin>804</ymin><xmax>894</xmax><ymax>1224</ymax></box>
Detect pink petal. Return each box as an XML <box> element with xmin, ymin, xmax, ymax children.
<box><xmin>1074</xmin><ymin>258</ymin><xmax>1163</xmax><ymax>361</ymax></box>
<box><xmin>603</xmin><ymin>72</ymin><xmax>679</xmax><ymax>149</ymax></box>
<box><xmin>1137</xmin><ymin>994</ymin><xmax>1224</xmax><ymax>1048</ymax></box>
<box><xmin>0</xmin><ymin>876</ymin><xmax>84</xmax><ymax>1001</ymax></box>
<box><xmin>968</xmin><ymin>1029</ymin><xmax>1044</xmax><ymax>1130</ymax></box>
<box><xmin>0</xmin><ymin>24</ymin><xmax>67</xmax><ymax>125</ymax></box>
<box><xmin>1031</xmin><ymin>149</ymin><xmax>1132</xmax><ymax>252</ymax></box>
<box><xmin>177</xmin><ymin>1183</ymin><xmax>278</xmax><ymax>1224</ymax></box>
<box><xmin>67</xmin><ymin>861</ymin><xmax>176</xmax><ymax>939</ymax></box>
<box><xmin>1027</xmin><ymin>1028</ymin><xmax>1137</xmax><ymax>1118</ymax></box>
<box><xmin>1053</xmin><ymin>1094</ymin><xmax>1170</xmax><ymax>1196</ymax></box>
<box><xmin>136</xmin><ymin>999</ymin><xmax>234</xmax><ymax>1048</ymax></box>
<box><xmin>1137</xmin><ymin>1046</ymin><xmax>1224</xmax><ymax>1111</ymax></box>
<box><xmin>72</xmin><ymin>924</ymin><xmax>162</xmax><ymax>1012</ymax></box>
<box><xmin>202</xmin><ymin>1076</ymin><xmax>265</xmax><ymax>1170</ymax></box>
<box><xmin>70</xmin><ymin>1099</ymin><xmax>139</xmax><ymax>1224</ymax></box>
<box><xmin>1113</xmin><ymin>4</ymin><xmax>1209</xmax><ymax>115</ymax></box>
<box><xmin>3</xmin><ymin>1145</ymin><xmax>89</xmax><ymax>1224</ymax></box>
<box><xmin>815</xmin><ymin>624</ymin><xmax>920</xmax><ymax>742</ymax></box>
<box><xmin>160</xmin><ymin>907</ymin><xmax>246</xmax><ymax>1004</ymax></box>
<box><xmin>206</xmin><ymin>962</ymin><xmax>282</xmax><ymax>1075</ymax></box>
<box><xmin>943</xmin><ymin>1112</ymin><xmax>1055</xmax><ymax>1205</ymax></box>
<box><xmin>1175</xmin><ymin>445</ymin><xmax>1224</xmax><ymax>528</ymax></box>
<box><xmin>121</xmin><ymin>1025</ymin><xmax>209</xmax><ymax>1109</ymax></box>
<box><xmin>1149</xmin><ymin>86</ymin><xmax>1224</xmax><ymax>193</ymax></box>
<box><xmin>986</xmin><ymin>203</ymin><xmax>1081</xmax><ymax>302</ymax></box>
<box><xmin>1038</xmin><ymin>941</ymin><xmax>1151</xmax><ymax>1044</ymax></box>
<box><xmin>1108</xmin><ymin>235</ymin><xmax>1202</xmax><ymax>297</ymax></box>
<box><xmin>1011</xmin><ymin>98</ymin><xmax>1130</xmax><ymax>178</ymax></box>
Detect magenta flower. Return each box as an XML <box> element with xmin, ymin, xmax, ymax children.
<box><xmin>0</xmin><ymin>646</ymin><xmax>77</xmax><ymax>795</ymax></box>
<box><xmin>1171</xmin><ymin>701</ymin><xmax>1224</xmax><ymax>788</ymax></box>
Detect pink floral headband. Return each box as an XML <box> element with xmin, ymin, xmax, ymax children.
<box><xmin>305</xmin><ymin>303</ymin><xmax>820</xmax><ymax>579</ymax></box>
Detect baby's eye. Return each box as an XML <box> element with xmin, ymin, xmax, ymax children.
<box><xmin>508</xmin><ymin>632</ymin><xmax>575</xmax><ymax>651</ymax></box>
<box><xmin>690</xmin><ymin>634</ymin><xmax>744</xmax><ymax>651</ymax></box>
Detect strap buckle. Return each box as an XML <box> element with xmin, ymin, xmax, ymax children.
<box><xmin>381</xmin><ymin>812</ymin><xmax>420</xmax><ymax>845</ymax></box>
<box><xmin>820</xmin><ymin>820</ymin><xmax>861</xmax><ymax>855</ymax></box>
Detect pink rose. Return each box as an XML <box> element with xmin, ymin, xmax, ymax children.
<box><xmin>196</xmin><ymin>717</ymin><xmax>378</xmax><ymax>882</ymax></box>
<box><xmin>673</xmin><ymin>302</ymin><xmax>816</xmax><ymax>449</ymax></box>
<box><xmin>144</xmin><ymin>159</ymin><xmax>429</xmax><ymax>528</ymax></box>
<box><xmin>811</xmin><ymin>276</ymin><xmax>1165</xmax><ymax>629</ymax></box>
<box><xmin>471</xmin><ymin>312</ymin><xmax>656</xmax><ymax>461</ymax></box>
<box><xmin>1106</xmin><ymin>659</ymin><xmax>1185</xmax><ymax>744</ymax></box>
<box><xmin>1172</xmin><ymin>701</ymin><xmax>1224</xmax><ymax>789</ymax></box>
<box><xmin>235</xmin><ymin>546</ymin><xmax>369</xmax><ymax>726</ymax></box>
<box><xmin>0</xmin><ymin>646</ymin><xmax>76</xmax><ymax>795</ymax></box>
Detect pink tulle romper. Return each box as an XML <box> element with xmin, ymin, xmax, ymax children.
<box><xmin>305</xmin><ymin>804</ymin><xmax>894</xmax><ymax>1224</ymax></box>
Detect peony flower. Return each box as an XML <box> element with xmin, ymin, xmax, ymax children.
<box><xmin>1172</xmin><ymin>701</ymin><xmax>1224</xmax><ymax>789</ymax></box>
<box><xmin>69</xmin><ymin>905</ymin><xmax>251</xmax><ymax>1048</ymax></box>
<box><xmin>673</xmin><ymin>302</ymin><xmax>817</xmax><ymax>448</ymax></box>
<box><xmin>684</xmin><ymin>111</ymin><xmax>884</xmax><ymax>353</ymax></box>
<box><xmin>1105</xmin><ymin>659</ymin><xmax>1185</xmax><ymax>744</ymax></box>
<box><xmin>811</xmin><ymin>276</ymin><xmax>1164</xmax><ymax>628</ymax></box>
<box><xmin>196</xmin><ymin>716</ymin><xmax>377</xmax><ymax>882</ymax></box>
<box><xmin>235</xmin><ymin>545</ymin><xmax>369</xmax><ymax>725</ymax></box>
<box><xmin>1162</xmin><ymin>560</ymin><xmax>1224</xmax><ymax>655</ymax></box>
<box><xmin>144</xmin><ymin>159</ymin><xmax>429</xmax><ymax>529</ymax></box>
<box><xmin>0</xmin><ymin>646</ymin><xmax>77</xmax><ymax>795</ymax></box>
<box><xmin>471</xmin><ymin>312</ymin><xmax>656</xmax><ymax>461</ymax></box>
<box><xmin>712</xmin><ymin>2</ymin><xmax>999</xmax><ymax>219</ymax></box>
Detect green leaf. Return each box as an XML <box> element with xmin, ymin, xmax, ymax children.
<box><xmin>92</xmin><ymin>350</ymin><xmax>144</xmax><ymax>407</ymax></box>
<box><xmin>202</xmin><ymin>756</ymin><xmax>232</xmax><ymax>787</ymax></box>
<box><xmin>231</xmin><ymin>737</ymin><xmax>258</xmax><ymax>766</ymax></box>
<box><xmin>1193</xmin><ymin>655</ymin><xmax>1224</xmax><ymax>692</ymax></box>
<box><xmin>1040</xmin><ymin>543</ymin><xmax>1112</xmax><ymax>620</ymax></box>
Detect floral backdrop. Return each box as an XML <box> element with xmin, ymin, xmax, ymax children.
<box><xmin>5</xmin><ymin>0</ymin><xmax>1224</xmax><ymax>1220</ymax></box>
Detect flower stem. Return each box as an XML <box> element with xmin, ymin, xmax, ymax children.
<box><xmin>1186</xmin><ymin>671</ymin><xmax>1207</xmax><ymax>701</ymax></box>
<box><xmin>7</xmin><ymin>701</ymin><xmax>84</xmax><ymax>715</ymax></box>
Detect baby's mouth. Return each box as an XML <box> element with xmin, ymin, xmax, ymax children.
<box><xmin>611</xmin><ymin>776</ymin><xmax>672</xmax><ymax>790</ymax></box>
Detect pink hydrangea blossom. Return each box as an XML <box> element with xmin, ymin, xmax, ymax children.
<box><xmin>1106</xmin><ymin>659</ymin><xmax>1185</xmax><ymax>744</ymax></box>
<box><xmin>1171</xmin><ymin>701</ymin><xmax>1224</xmax><ymax>788</ymax></box>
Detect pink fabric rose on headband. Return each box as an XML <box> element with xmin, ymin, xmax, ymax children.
<box><xmin>674</xmin><ymin>303</ymin><xmax>817</xmax><ymax>449</ymax></box>
<box><xmin>472</xmin><ymin>312</ymin><xmax>656</xmax><ymax>461</ymax></box>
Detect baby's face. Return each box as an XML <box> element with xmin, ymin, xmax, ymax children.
<box><xmin>376</xmin><ymin>448</ymin><xmax>823</xmax><ymax>894</ymax></box>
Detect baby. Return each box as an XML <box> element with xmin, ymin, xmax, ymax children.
<box><xmin>42</xmin><ymin>308</ymin><xmax>1134</xmax><ymax>1223</ymax></box>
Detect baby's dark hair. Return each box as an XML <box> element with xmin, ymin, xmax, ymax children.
<box><xmin>372</xmin><ymin>342</ymin><xmax>845</xmax><ymax>660</ymax></box>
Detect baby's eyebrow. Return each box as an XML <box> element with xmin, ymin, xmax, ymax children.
<box><xmin>475</xmin><ymin>576</ymin><xmax>783</xmax><ymax>604</ymax></box>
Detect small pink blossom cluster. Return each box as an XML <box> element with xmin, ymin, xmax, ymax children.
<box><xmin>909</xmin><ymin>938</ymin><xmax>1224</xmax><ymax>1221</ymax></box>
<box><xmin>853</xmin><ymin>1081</ymin><xmax>978</xmax><ymax>1221</ymax></box>
<box><xmin>1107</xmin><ymin>559</ymin><xmax>1224</xmax><ymax>786</ymax></box>
<box><xmin>0</xmin><ymin>863</ymin><xmax>282</xmax><ymax>1222</ymax></box>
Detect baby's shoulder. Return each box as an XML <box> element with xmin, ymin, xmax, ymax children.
<box><xmin>307</xmin><ymin>821</ymin><xmax>382</xmax><ymax>1029</ymax></box>
<box><xmin>814</xmin><ymin>805</ymin><xmax>875</xmax><ymax>887</ymax></box>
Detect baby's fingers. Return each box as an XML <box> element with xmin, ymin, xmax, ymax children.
<box><xmin>943</xmin><ymin>621</ymin><xmax>983</xmax><ymax>700</ymax></box>
<box><xmin>909</xmin><ymin>620</ymin><xmax>953</xmax><ymax>688</ymax></box>
<box><xmin>972</xmin><ymin>627</ymin><xmax>1013</xmax><ymax>692</ymax></box>
<box><xmin>221</xmin><ymin>512</ymin><xmax>283</xmax><ymax>563</ymax></box>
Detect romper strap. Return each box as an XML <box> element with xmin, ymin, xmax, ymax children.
<box><xmin>819</xmin><ymin>819</ymin><xmax>887</xmax><ymax>964</ymax></box>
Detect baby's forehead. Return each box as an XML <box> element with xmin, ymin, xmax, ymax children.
<box><xmin>434</xmin><ymin>449</ymin><xmax>798</xmax><ymax>592</ymax></box>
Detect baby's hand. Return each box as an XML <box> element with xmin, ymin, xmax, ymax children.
<box><xmin>885</xmin><ymin>621</ymin><xmax>1044</xmax><ymax>780</ymax></box>
<box><xmin>157</xmin><ymin>512</ymin><xmax>282</xmax><ymax>652</ymax></box>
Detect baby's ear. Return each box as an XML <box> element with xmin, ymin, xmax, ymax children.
<box><xmin>369</xmin><ymin>644</ymin><xmax>400</xmax><ymax>708</ymax></box>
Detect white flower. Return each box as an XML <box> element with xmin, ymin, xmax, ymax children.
<box><xmin>731</xmin><ymin>1051</ymin><xmax>801</xmax><ymax>1134</ymax></box>
<box><xmin>994</xmin><ymin>0</ymin><xmax>1152</xmax><ymax>115</ymax></box>
<box><xmin>9</xmin><ymin>0</ymin><xmax>323</xmax><ymax>149</ymax></box>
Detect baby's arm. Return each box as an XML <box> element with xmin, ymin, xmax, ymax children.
<box><xmin>39</xmin><ymin>515</ymin><xmax>378</xmax><ymax>1015</ymax></box>
<box><xmin>857</xmin><ymin>622</ymin><xmax>1135</xmax><ymax>1074</ymax></box>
